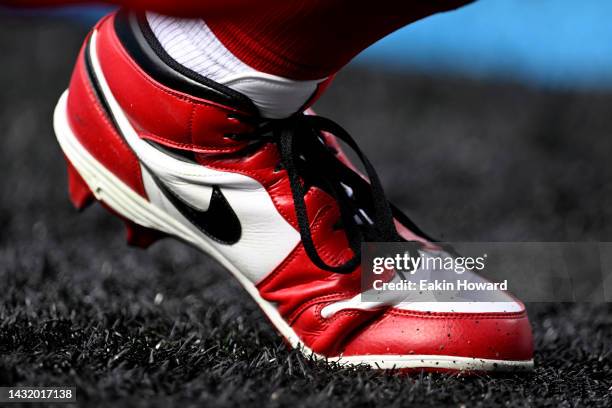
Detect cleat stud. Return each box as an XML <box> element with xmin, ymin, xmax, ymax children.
<box><xmin>65</xmin><ymin>158</ymin><xmax>94</xmax><ymax>211</ymax></box>
<box><xmin>124</xmin><ymin>221</ymin><xmax>166</xmax><ymax>249</ymax></box>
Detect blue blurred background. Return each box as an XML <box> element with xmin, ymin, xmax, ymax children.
<box><xmin>3</xmin><ymin>0</ymin><xmax>612</xmax><ymax>91</ymax></box>
<box><xmin>356</xmin><ymin>0</ymin><xmax>612</xmax><ymax>91</ymax></box>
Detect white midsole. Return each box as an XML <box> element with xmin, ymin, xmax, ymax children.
<box><xmin>53</xmin><ymin>91</ymin><xmax>533</xmax><ymax>372</ymax></box>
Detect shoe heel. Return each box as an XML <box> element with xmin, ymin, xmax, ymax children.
<box><xmin>65</xmin><ymin>157</ymin><xmax>94</xmax><ymax>211</ymax></box>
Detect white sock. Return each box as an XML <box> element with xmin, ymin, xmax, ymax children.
<box><xmin>146</xmin><ymin>12</ymin><xmax>327</xmax><ymax>118</ymax></box>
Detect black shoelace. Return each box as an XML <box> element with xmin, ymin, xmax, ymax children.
<box><xmin>231</xmin><ymin>113</ymin><xmax>431</xmax><ymax>274</ymax></box>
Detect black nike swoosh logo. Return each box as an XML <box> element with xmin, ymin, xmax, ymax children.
<box><xmin>151</xmin><ymin>175</ymin><xmax>242</xmax><ymax>245</ymax></box>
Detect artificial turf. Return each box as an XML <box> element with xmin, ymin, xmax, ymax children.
<box><xmin>0</xmin><ymin>15</ymin><xmax>611</xmax><ymax>407</ymax></box>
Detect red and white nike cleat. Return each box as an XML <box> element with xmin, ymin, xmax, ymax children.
<box><xmin>53</xmin><ymin>11</ymin><xmax>533</xmax><ymax>372</ymax></box>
